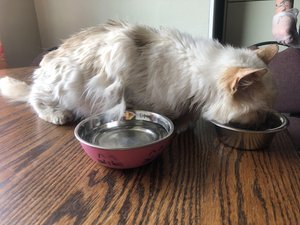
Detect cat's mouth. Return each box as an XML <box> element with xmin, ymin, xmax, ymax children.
<box><xmin>228</xmin><ymin>111</ymin><xmax>278</xmax><ymax>131</ymax></box>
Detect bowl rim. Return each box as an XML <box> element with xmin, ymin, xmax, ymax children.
<box><xmin>74</xmin><ymin>110</ymin><xmax>175</xmax><ymax>150</ymax></box>
<box><xmin>210</xmin><ymin>112</ymin><xmax>288</xmax><ymax>134</ymax></box>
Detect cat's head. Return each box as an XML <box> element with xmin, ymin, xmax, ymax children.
<box><xmin>203</xmin><ymin>44</ymin><xmax>279</xmax><ymax>127</ymax></box>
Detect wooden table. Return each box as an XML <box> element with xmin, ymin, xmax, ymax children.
<box><xmin>0</xmin><ymin>67</ymin><xmax>299</xmax><ymax>225</ymax></box>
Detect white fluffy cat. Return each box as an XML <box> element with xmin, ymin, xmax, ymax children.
<box><xmin>0</xmin><ymin>20</ymin><xmax>278</xmax><ymax>130</ymax></box>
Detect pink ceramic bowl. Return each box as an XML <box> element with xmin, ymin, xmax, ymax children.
<box><xmin>74</xmin><ymin>110</ymin><xmax>174</xmax><ymax>169</ymax></box>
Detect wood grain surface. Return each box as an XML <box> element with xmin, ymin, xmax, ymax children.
<box><xmin>0</xmin><ymin>67</ymin><xmax>299</xmax><ymax>225</ymax></box>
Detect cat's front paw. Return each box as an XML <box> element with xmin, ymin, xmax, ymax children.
<box><xmin>173</xmin><ymin>113</ymin><xmax>198</xmax><ymax>133</ymax></box>
<box><xmin>175</xmin><ymin>122</ymin><xmax>195</xmax><ymax>133</ymax></box>
<box><xmin>39</xmin><ymin>110</ymin><xmax>74</xmax><ymax>125</ymax></box>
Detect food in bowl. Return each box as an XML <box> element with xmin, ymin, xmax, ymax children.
<box><xmin>210</xmin><ymin>112</ymin><xmax>288</xmax><ymax>150</ymax></box>
<box><xmin>74</xmin><ymin>110</ymin><xmax>174</xmax><ymax>168</ymax></box>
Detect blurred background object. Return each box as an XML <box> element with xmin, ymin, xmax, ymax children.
<box><xmin>0</xmin><ymin>40</ymin><xmax>8</xmax><ymax>69</ymax></box>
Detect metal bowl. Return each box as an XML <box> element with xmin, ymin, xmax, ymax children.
<box><xmin>210</xmin><ymin>112</ymin><xmax>288</xmax><ymax>150</ymax></box>
<box><xmin>74</xmin><ymin>110</ymin><xmax>174</xmax><ymax>168</ymax></box>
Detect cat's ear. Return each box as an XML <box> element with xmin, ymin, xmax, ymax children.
<box><xmin>255</xmin><ymin>44</ymin><xmax>279</xmax><ymax>64</ymax></box>
<box><xmin>222</xmin><ymin>67</ymin><xmax>268</xmax><ymax>95</ymax></box>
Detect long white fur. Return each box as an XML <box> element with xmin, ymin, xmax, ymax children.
<box><xmin>0</xmin><ymin>21</ymin><xmax>277</xmax><ymax>129</ymax></box>
<box><xmin>0</xmin><ymin>77</ymin><xmax>30</xmax><ymax>101</ymax></box>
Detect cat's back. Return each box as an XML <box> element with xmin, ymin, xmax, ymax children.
<box><xmin>62</xmin><ymin>20</ymin><xmax>130</xmax><ymax>47</ymax></box>
<box><xmin>39</xmin><ymin>20</ymin><xmax>136</xmax><ymax>71</ymax></box>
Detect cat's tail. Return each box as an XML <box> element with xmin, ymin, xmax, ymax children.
<box><xmin>0</xmin><ymin>76</ymin><xmax>31</xmax><ymax>102</ymax></box>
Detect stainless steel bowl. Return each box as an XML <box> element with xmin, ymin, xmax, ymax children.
<box><xmin>210</xmin><ymin>112</ymin><xmax>288</xmax><ymax>150</ymax></box>
<box><xmin>74</xmin><ymin>110</ymin><xmax>174</xmax><ymax>168</ymax></box>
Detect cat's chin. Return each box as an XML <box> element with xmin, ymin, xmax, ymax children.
<box><xmin>227</xmin><ymin>111</ymin><xmax>270</xmax><ymax>130</ymax></box>
<box><xmin>227</xmin><ymin>121</ymin><xmax>262</xmax><ymax>130</ymax></box>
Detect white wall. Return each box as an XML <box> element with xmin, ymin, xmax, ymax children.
<box><xmin>0</xmin><ymin>0</ymin><xmax>42</xmax><ymax>67</ymax></box>
<box><xmin>0</xmin><ymin>0</ymin><xmax>211</xmax><ymax>67</ymax></box>
<box><xmin>34</xmin><ymin>0</ymin><xmax>211</xmax><ymax>49</ymax></box>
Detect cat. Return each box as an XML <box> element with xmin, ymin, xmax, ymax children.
<box><xmin>0</xmin><ymin>20</ymin><xmax>278</xmax><ymax>131</ymax></box>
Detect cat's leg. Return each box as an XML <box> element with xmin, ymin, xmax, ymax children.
<box><xmin>29</xmin><ymin>87</ymin><xmax>74</xmax><ymax>125</ymax></box>
<box><xmin>173</xmin><ymin>109</ymin><xmax>199</xmax><ymax>133</ymax></box>
<box><xmin>28</xmin><ymin>60</ymin><xmax>82</xmax><ymax>125</ymax></box>
<box><xmin>31</xmin><ymin>100</ymin><xmax>74</xmax><ymax>125</ymax></box>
